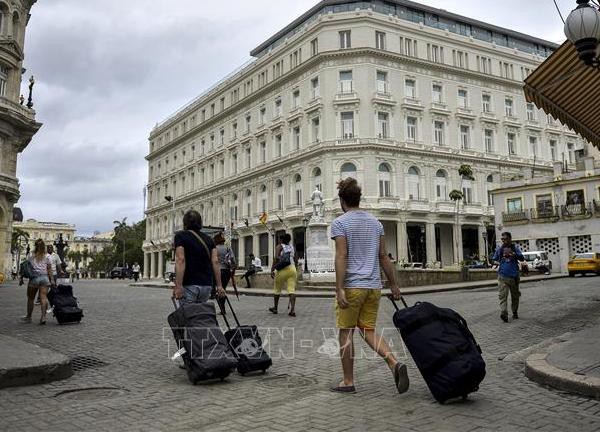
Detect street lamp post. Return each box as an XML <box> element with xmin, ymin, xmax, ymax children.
<box><xmin>565</xmin><ymin>1</ymin><xmax>600</xmax><ymax>67</ymax></box>
<box><xmin>165</xmin><ymin>196</ymin><xmax>176</xmax><ymax>262</ymax></box>
<box><xmin>26</xmin><ymin>75</ymin><xmax>35</xmax><ymax>109</ymax></box>
<box><xmin>302</xmin><ymin>216</ymin><xmax>309</xmax><ymax>273</ymax></box>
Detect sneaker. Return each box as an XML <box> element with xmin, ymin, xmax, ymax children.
<box><xmin>47</xmin><ymin>307</ymin><xmax>53</xmax><ymax>314</ymax></box>
<box><xmin>34</xmin><ymin>300</ymin><xmax>41</xmax><ymax>305</ymax></box>
<box><xmin>268</xmin><ymin>307</ymin><xmax>278</xmax><ymax>314</ymax></box>
<box><xmin>512</xmin><ymin>312</ymin><xmax>519</xmax><ymax>319</ymax></box>
<box><xmin>394</xmin><ymin>363</ymin><xmax>410</xmax><ymax>394</ymax></box>
<box><xmin>19</xmin><ymin>316</ymin><xmax>31</xmax><ymax>324</ymax></box>
<box><xmin>500</xmin><ymin>312</ymin><xmax>509</xmax><ymax>323</ymax></box>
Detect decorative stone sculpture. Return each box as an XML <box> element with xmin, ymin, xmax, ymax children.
<box><xmin>311</xmin><ymin>187</ymin><xmax>324</xmax><ymax>221</ymax></box>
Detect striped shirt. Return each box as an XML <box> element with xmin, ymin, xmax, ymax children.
<box><xmin>330</xmin><ymin>210</ymin><xmax>384</xmax><ymax>289</ymax></box>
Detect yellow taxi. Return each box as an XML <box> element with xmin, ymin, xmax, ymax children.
<box><xmin>568</xmin><ymin>252</ymin><xmax>600</xmax><ymax>277</ymax></box>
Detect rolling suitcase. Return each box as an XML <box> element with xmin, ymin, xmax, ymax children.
<box><xmin>219</xmin><ymin>297</ymin><xmax>272</xmax><ymax>375</ymax></box>
<box><xmin>167</xmin><ymin>300</ymin><xmax>238</xmax><ymax>384</ymax></box>
<box><xmin>391</xmin><ymin>297</ymin><xmax>486</xmax><ymax>403</ymax></box>
<box><xmin>48</xmin><ymin>284</ymin><xmax>83</xmax><ymax>324</ymax></box>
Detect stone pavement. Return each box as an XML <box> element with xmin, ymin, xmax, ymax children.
<box><xmin>131</xmin><ymin>273</ymin><xmax>564</xmax><ymax>298</ymax></box>
<box><xmin>1</xmin><ymin>276</ymin><xmax>600</xmax><ymax>431</ymax></box>
<box><xmin>0</xmin><ymin>334</ymin><xmax>72</xmax><ymax>388</ymax></box>
<box><xmin>525</xmin><ymin>324</ymin><xmax>600</xmax><ymax>398</ymax></box>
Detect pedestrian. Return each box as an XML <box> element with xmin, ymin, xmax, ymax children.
<box><xmin>241</xmin><ymin>253</ymin><xmax>261</xmax><ymax>288</ymax></box>
<box><xmin>132</xmin><ymin>262</ymin><xmax>141</xmax><ymax>282</ymax></box>
<box><xmin>492</xmin><ymin>232</ymin><xmax>525</xmax><ymax>322</ymax></box>
<box><xmin>269</xmin><ymin>233</ymin><xmax>297</xmax><ymax>317</ymax></box>
<box><xmin>214</xmin><ymin>232</ymin><xmax>236</xmax><ymax>314</ymax></box>
<box><xmin>46</xmin><ymin>245</ymin><xmax>61</xmax><ymax>287</ymax></box>
<box><xmin>330</xmin><ymin>177</ymin><xmax>408</xmax><ymax>394</ymax></box>
<box><xmin>173</xmin><ymin>210</ymin><xmax>225</xmax><ymax>304</ymax></box>
<box><xmin>20</xmin><ymin>239</ymin><xmax>52</xmax><ymax>325</ymax></box>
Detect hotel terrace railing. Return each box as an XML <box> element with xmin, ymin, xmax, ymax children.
<box><xmin>503</xmin><ymin>202</ymin><xmax>599</xmax><ymax>224</ymax></box>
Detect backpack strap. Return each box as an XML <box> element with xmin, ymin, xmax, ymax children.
<box><xmin>187</xmin><ymin>230</ymin><xmax>211</xmax><ymax>257</ymax></box>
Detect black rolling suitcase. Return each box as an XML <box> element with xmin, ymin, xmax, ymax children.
<box><xmin>219</xmin><ymin>297</ymin><xmax>272</xmax><ymax>375</ymax></box>
<box><xmin>391</xmin><ymin>297</ymin><xmax>486</xmax><ymax>403</ymax></box>
<box><xmin>48</xmin><ymin>284</ymin><xmax>83</xmax><ymax>324</ymax></box>
<box><xmin>167</xmin><ymin>300</ymin><xmax>238</xmax><ymax>384</ymax></box>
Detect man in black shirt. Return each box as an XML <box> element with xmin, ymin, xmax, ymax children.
<box><xmin>173</xmin><ymin>210</ymin><xmax>225</xmax><ymax>303</ymax></box>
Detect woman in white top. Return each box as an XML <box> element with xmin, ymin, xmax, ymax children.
<box><xmin>270</xmin><ymin>233</ymin><xmax>298</xmax><ymax>317</ymax></box>
<box><xmin>21</xmin><ymin>239</ymin><xmax>52</xmax><ymax>325</ymax></box>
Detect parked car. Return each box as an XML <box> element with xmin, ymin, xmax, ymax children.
<box><xmin>110</xmin><ymin>267</ymin><xmax>132</xmax><ymax>279</ymax></box>
<box><xmin>568</xmin><ymin>252</ymin><xmax>600</xmax><ymax>277</ymax></box>
<box><xmin>522</xmin><ymin>251</ymin><xmax>552</xmax><ymax>274</ymax></box>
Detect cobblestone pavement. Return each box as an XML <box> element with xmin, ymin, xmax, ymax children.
<box><xmin>1</xmin><ymin>276</ymin><xmax>600</xmax><ymax>432</ymax></box>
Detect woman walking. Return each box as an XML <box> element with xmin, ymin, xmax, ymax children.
<box><xmin>21</xmin><ymin>239</ymin><xmax>52</xmax><ymax>325</ymax></box>
<box><xmin>269</xmin><ymin>233</ymin><xmax>298</xmax><ymax>317</ymax></box>
<box><xmin>214</xmin><ymin>232</ymin><xmax>236</xmax><ymax>314</ymax></box>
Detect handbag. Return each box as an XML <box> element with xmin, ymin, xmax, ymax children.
<box><xmin>20</xmin><ymin>259</ymin><xmax>35</xmax><ymax>279</ymax></box>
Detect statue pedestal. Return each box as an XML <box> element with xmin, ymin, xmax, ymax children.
<box><xmin>306</xmin><ymin>221</ymin><xmax>334</xmax><ymax>274</ymax></box>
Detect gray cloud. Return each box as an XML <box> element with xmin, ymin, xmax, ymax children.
<box><xmin>15</xmin><ymin>0</ymin><xmax>570</xmax><ymax>235</ymax></box>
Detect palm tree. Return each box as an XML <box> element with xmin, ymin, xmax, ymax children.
<box><xmin>113</xmin><ymin>218</ymin><xmax>128</xmax><ymax>266</ymax></box>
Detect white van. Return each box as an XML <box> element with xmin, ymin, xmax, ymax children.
<box><xmin>522</xmin><ymin>251</ymin><xmax>552</xmax><ymax>274</ymax></box>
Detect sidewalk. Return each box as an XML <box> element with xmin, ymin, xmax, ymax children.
<box><xmin>131</xmin><ymin>273</ymin><xmax>565</xmax><ymax>297</ymax></box>
<box><xmin>526</xmin><ymin>324</ymin><xmax>600</xmax><ymax>399</ymax></box>
<box><xmin>0</xmin><ymin>334</ymin><xmax>72</xmax><ymax>389</ymax></box>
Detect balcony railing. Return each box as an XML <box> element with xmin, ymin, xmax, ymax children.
<box><xmin>502</xmin><ymin>210</ymin><xmax>529</xmax><ymax>223</ymax></box>
<box><xmin>561</xmin><ymin>203</ymin><xmax>593</xmax><ymax>218</ymax></box>
<box><xmin>530</xmin><ymin>206</ymin><xmax>560</xmax><ymax>221</ymax></box>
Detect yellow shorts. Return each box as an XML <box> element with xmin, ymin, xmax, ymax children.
<box><xmin>274</xmin><ymin>265</ymin><xmax>297</xmax><ymax>294</ymax></box>
<box><xmin>336</xmin><ymin>288</ymin><xmax>381</xmax><ymax>329</ymax></box>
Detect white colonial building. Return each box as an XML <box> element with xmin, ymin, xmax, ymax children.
<box><xmin>143</xmin><ymin>0</ymin><xmax>591</xmax><ymax>278</ymax></box>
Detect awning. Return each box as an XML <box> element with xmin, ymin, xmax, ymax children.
<box><xmin>524</xmin><ymin>41</ymin><xmax>600</xmax><ymax>149</ymax></box>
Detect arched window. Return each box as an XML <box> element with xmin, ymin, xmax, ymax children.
<box><xmin>340</xmin><ymin>162</ymin><xmax>357</xmax><ymax>179</ymax></box>
<box><xmin>486</xmin><ymin>174</ymin><xmax>494</xmax><ymax>206</ymax></box>
<box><xmin>245</xmin><ymin>189</ymin><xmax>252</xmax><ymax>217</ymax></box>
<box><xmin>378</xmin><ymin>163</ymin><xmax>391</xmax><ymax>197</ymax></box>
<box><xmin>462</xmin><ymin>175</ymin><xmax>473</xmax><ymax>204</ymax></box>
<box><xmin>294</xmin><ymin>174</ymin><xmax>303</xmax><ymax>206</ymax></box>
<box><xmin>0</xmin><ymin>4</ymin><xmax>8</xmax><ymax>35</ymax></box>
<box><xmin>275</xmin><ymin>180</ymin><xmax>284</xmax><ymax>210</ymax></box>
<box><xmin>407</xmin><ymin>166</ymin><xmax>420</xmax><ymax>200</ymax></box>
<box><xmin>260</xmin><ymin>185</ymin><xmax>267</xmax><ymax>213</ymax></box>
<box><xmin>435</xmin><ymin>169</ymin><xmax>448</xmax><ymax>200</ymax></box>
<box><xmin>230</xmin><ymin>194</ymin><xmax>238</xmax><ymax>221</ymax></box>
<box><xmin>312</xmin><ymin>167</ymin><xmax>322</xmax><ymax>191</ymax></box>
<box><xmin>0</xmin><ymin>64</ymin><xmax>8</xmax><ymax>97</ymax></box>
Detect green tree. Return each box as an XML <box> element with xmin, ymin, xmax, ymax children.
<box><xmin>11</xmin><ymin>227</ymin><xmax>29</xmax><ymax>254</ymax></box>
<box><xmin>112</xmin><ymin>218</ymin><xmax>146</xmax><ymax>268</ymax></box>
<box><xmin>88</xmin><ymin>246</ymin><xmax>116</xmax><ymax>274</ymax></box>
<box><xmin>67</xmin><ymin>250</ymin><xmax>82</xmax><ymax>268</ymax></box>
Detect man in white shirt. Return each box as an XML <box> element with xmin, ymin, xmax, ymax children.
<box><xmin>46</xmin><ymin>245</ymin><xmax>62</xmax><ymax>287</ymax></box>
<box><xmin>241</xmin><ymin>253</ymin><xmax>262</xmax><ymax>288</ymax></box>
<box><xmin>132</xmin><ymin>262</ymin><xmax>141</xmax><ymax>281</ymax></box>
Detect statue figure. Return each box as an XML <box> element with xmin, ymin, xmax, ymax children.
<box><xmin>311</xmin><ymin>187</ymin><xmax>324</xmax><ymax>219</ymax></box>
<box><xmin>54</xmin><ymin>234</ymin><xmax>68</xmax><ymax>265</ymax></box>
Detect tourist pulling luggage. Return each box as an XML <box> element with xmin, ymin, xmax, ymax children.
<box><xmin>47</xmin><ymin>284</ymin><xmax>83</xmax><ymax>325</ymax></box>
<box><xmin>219</xmin><ymin>296</ymin><xmax>272</xmax><ymax>375</ymax></box>
<box><xmin>168</xmin><ymin>299</ymin><xmax>238</xmax><ymax>384</ymax></box>
<box><xmin>390</xmin><ymin>297</ymin><xmax>486</xmax><ymax>403</ymax></box>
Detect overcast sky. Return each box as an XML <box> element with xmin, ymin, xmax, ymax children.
<box><xmin>17</xmin><ymin>0</ymin><xmax>572</xmax><ymax>235</ymax></box>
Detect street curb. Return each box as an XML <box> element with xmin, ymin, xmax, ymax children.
<box><xmin>525</xmin><ymin>352</ymin><xmax>600</xmax><ymax>399</ymax></box>
<box><xmin>129</xmin><ymin>274</ymin><xmax>565</xmax><ymax>298</ymax></box>
<box><xmin>0</xmin><ymin>336</ymin><xmax>73</xmax><ymax>389</ymax></box>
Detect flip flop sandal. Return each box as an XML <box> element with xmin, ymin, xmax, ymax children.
<box><xmin>330</xmin><ymin>384</ymin><xmax>356</xmax><ymax>394</ymax></box>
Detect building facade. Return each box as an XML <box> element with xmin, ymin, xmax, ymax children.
<box><xmin>491</xmin><ymin>157</ymin><xmax>600</xmax><ymax>273</ymax></box>
<box><xmin>70</xmin><ymin>231</ymin><xmax>113</xmax><ymax>270</ymax></box>
<box><xmin>12</xmin><ymin>218</ymin><xmax>75</xmax><ymax>269</ymax></box>
<box><xmin>0</xmin><ymin>0</ymin><xmax>41</xmax><ymax>275</ymax></box>
<box><xmin>143</xmin><ymin>0</ymin><xmax>591</xmax><ymax>278</ymax></box>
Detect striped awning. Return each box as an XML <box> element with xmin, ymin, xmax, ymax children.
<box><xmin>524</xmin><ymin>41</ymin><xmax>600</xmax><ymax>149</ymax></box>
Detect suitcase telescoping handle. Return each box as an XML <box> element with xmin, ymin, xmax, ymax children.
<box><xmin>388</xmin><ymin>296</ymin><xmax>409</xmax><ymax>311</ymax></box>
<box><xmin>171</xmin><ymin>297</ymin><xmax>181</xmax><ymax>310</ymax></box>
<box><xmin>218</xmin><ymin>296</ymin><xmax>242</xmax><ymax>330</ymax></box>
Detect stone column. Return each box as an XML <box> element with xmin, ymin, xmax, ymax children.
<box><xmin>157</xmin><ymin>250</ymin><xmax>164</xmax><ymax>280</ymax></box>
<box><xmin>425</xmin><ymin>222</ymin><xmax>437</xmax><ymax>266</ymax></box>
<box><xmin>396</xmin><ymin>221</ymin><xmax>408</xmax><ymax>263</ymax></box>
<box><xmin>143</xmin><ymin>253</ymin><xmax>150</xmax><ymax>279</ymax></box>
<box><xmin>150</xmin><ymin>252</ymin><xmax>156</xmax><ymax>279</ymax></box>
<box><xmin>478</xmin><ymin>225</ymin><xmax>487</xmax><ymax>260</ymax></box>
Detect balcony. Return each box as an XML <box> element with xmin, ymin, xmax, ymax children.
<box><xmin>502</xmin><ymin>210</ymin><xmax>529</xmax><ymax>224</ymax></box>
<box><xmin>561</xmin><ymin>203</ymin><xmax>593</xmax><ymax>219</ymax></box>
<box><xmin>530</xmin><ymin>206</ymin><xmax>560</xmax><ymax>222</ymax></box>
<box><xmin>406</xmin><ymin>199</ymin><xmax>430</xmax><ymax>213</ymax></box>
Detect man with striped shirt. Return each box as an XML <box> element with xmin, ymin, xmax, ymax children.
<box><xmin>330</xmin><ymin>177</ymin><xmax>409</xmax><ymax>394</ymax></box>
